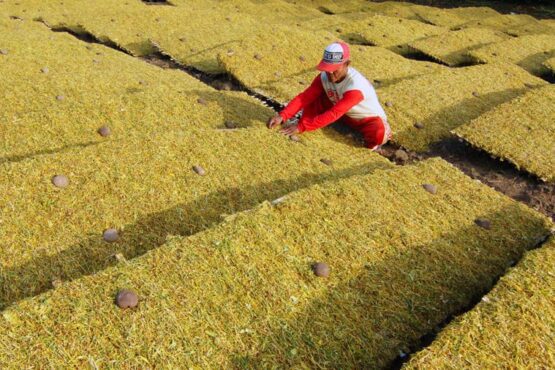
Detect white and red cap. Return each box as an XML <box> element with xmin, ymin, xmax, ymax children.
<box><xmin>316</xmin><ymin>42</ymin><xmax>350</xmax><ymax>72</ymax></box>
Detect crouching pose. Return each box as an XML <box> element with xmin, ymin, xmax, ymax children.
<box><xmin>268</xmin><ymin>42</ymin><xmax>391</xmax><ymax>150</ymax></box>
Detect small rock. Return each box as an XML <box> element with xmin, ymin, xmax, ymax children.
<box><xmin>224</xmin><ymin>120</ymin><xmax>237</xmax><ymax>129</ymax></box>
<box><xmin>312</xmin><ymin>262</ymin><xmax>330</xmax><ymax>278</ymax></box>
<box><xmin>97</xmin><ymin>125</ymin><xmax>111</xmax><ymax>137</ymax></box>
<box><xmin>41</xmin><ymin>67</ymin><xmax>49</xmax><ymax>74</ymax></box>
<box><xmin>114</xmin><ymin>253</ymin><xmax>126</xmax><ymax>262</ymax></box>
<box><xmin>225</xmin><ymin>16</ymin><xmax>231</xmax><ymax>21</ymax></box>
<box><xmin>92</xmin><ymin>59</ymin><xmax>100</xmax><ymax>64</ymax></box>
<box><xmin>51</xmin><ymin>279</ymin><xmax>63</xmax><ymax>289</ymax></box>
<box><xmin>103</xmin><ymin>228</ymin><xmax>119</xmax><ymax>242</ymax></box>
<box><xmin>289</xmin><ymin>134</ymin><xmax>301</xmax><ymax>142</ymax></box>
<box><xmin>227</xmin><ymin>49</ymin><xmax>235</xmax><ymax>56</ymax></box>
<box><xmin>414</xmin><ymin>122</ymin><xmax>424</xmax><ymax>129</ymax></box>
<box><xmin>320</xmin><ymin>158</ymin><xmax>333</xmax><ymax>166</ymax></box>
<box><xmin>51</xmin><ymin>175</ymin><xmax>69</xmax><ymax>188</ymax></box>
<box><xmin>138</xmin><ymin>80</ymin><xmax>146</xmax><ymax>85</ymax></box>
<box><xmin>472</xmin><ymin>91</ymin><xmax>479</xmax><ymax>97</ymax></box>
<box><xmin>179</xmin><ymin>37</ymin><xmax>187</xmax><ymax>42</ymax></box>
<box><xmin>385</xmin><ymin>101</ymin><xmax>393</xmax><ymax>107</ymax></box>
<box><xmin>215</xmin><ymin>81</ymin><xmax>232</xmax><ymax>91</ymax></box>
<box><xmin>197</xmin><ymin>98</ymin><xmax>208</xmax><ymax>105</ymax></box>
<box><xmin>56</xmin><ymin>95</ymin><xmax>65</xmax><ymax>101</ymax></box>
<box><xmin>394</xmin><ymin>149</ymin><xmax>409</xmax><ymax>162</ymax></box>
<box><xmin>193</xmin><ymin>165</ymin><xmax>206</xmax><ymax>176</ymax></box>
<box><xmin>0</xmin><ymin>49</ymin><xmax>8</xmax><ymax>55</ymax></box>
<box><xmin>422</xmin><ymin>183</ymin><xmax>437</xmax><ymax>194</ymax></box>
<box><xmin>336</xmin><ymin>28</ymin><xmax>342</xmax><ymax>33</ymax></box>
<box><xmin>115</xmin><ymin>289</ymin><xmax>139</xmax><ymax>309</ymax></box>
<box><xmin>475</xmin><ymin>218</ymin><xmax>491</xmax><ymax>230</ymax></box>
<box><xmin>373</xmin><ymin>79</ymin><xmax>381</xmax><ymax>86</ymax></box>
<box><xmin>524</xmin><ymin>82</ymin><xmax>534</xmax><ymax>88</ymax></box>
<box><xmin>254</xmin><ymin>53</ymin><xmax>262</xmax><ymax>60</ymax></box>
<box><xmin>274</xmin><ymin>72</ymin><xmax>282</xmax><ymax>78</ymax></box>
<box><xmin>299</xmin><ymin>55</ymin><xmax>305</xmax><ymax>62</ymax></box>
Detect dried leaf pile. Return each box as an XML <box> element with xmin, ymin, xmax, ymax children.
<box><xmin>379</xmin><ymin>63</ymin><xmax>546</xmax><ymax>152</ymax></box>
<box><xmin>0</xmin><ymin>159</ymin><xmax>550</xmax><ymax>367</ymax></box>
<box><xmin>454</xmin><ymin>85</ymin><xmax>555</xmax><ymax>182</ymax></box>
<box><xmin>406</xmin><ymin>237</ymin><xmax>555</xmax><ymax>369</ymax></box>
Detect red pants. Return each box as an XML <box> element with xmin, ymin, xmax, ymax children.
<box><xmin>299</xmin><ymin>94</ymin><xmax>391</xmax><ymax>149</ymax></box>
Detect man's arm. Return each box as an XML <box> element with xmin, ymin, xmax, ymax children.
<box><xmin>297</xmin><ymin>89</ymin><xmax>364</xmax><ymax>132</ymax></box>
<box><xmin>278</xmin><ymin>74</ymin><xmax>324</xmax><ymax>122</ymax></box>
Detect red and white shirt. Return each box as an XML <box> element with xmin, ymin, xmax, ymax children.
<box><xmin>279</xmin><ymin>67</ymin><xmax>387</xmax><ymax>132</ymax></box>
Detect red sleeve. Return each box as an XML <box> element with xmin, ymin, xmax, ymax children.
<box><xmin>278</xmin><ymin>75</ymin><xmax>324</xmax><ymax>121</ymax></box>
<box><xmin>297</xmin><ymin>89</ymin><xmax>364</xmax><ymax>133</ymax></box>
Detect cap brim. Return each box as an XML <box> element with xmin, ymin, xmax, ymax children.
<box><xmin>316</xmin><ymin>60</ymin><xmax>344</xmax><ymax>72</ymax></box>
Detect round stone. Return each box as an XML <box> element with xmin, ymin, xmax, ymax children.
<box><xmin>197</xmin><ymin>98</ymin><xmax>208</xmax><ymax>105</ymax></box>
<box><xmin>414</xmin><ymin>122</ymin><xmax>424</xmax><ymax>129</ymax></box>
<box><xmin>394</xmin><ymin>149</ymin><xmax>409</xmax><ymax>162</ymax></box>
<box><xmin>115</xmin><ymin>289</ymin><xmax>139</xmax><ymax>309</ymax></box>
<box><xmin>289</xmin><ymin>135</ymin><xmax>301</xmax><ymax>142</ymax></box>
<box><xmin>97</xmin><ymin>125</ymin><xmax>111</xmax><ymax>137</ymax></box>
<box><xmin>103</xmin><ymin>228</ymin><xmax>119</xmax><ymax>242</ymax></box>
<box><xmin>213</xmin><ymin>80</ymin><xmax>231</xmax><ymax>91</ymax></box>
<box><xmin>422</xmin><ymin>183</ymin><xmax>437</xmax><ymax>194</ymax></box>
<box><xmin>193</xmin><ymin>165</ymin><xmax>206</xmax><ymax>176</ymax></box>
<box><xmin>254</xmin><ymin>53</ymin><xmax>262</xmax><ymax>60</ymax></box>
<box><xmin>385</xmin><ymin>101</ymin><xmax>393</xmax><ymax>107</ymax></box>
<box><xmin>320</xmin><ymin>158</ymin><xmax>333</xmax><ymax>166</ymax></box>
<box><xmin>0</xmin><ymin>49</ymin><xmax>8</xmax><ymax>55</ymax></box>
<box><xmin>56</xmin><ymin>95</ymin><xmax>65</xmax><ymax>101</ymax></box>
<box><xmin>41</xmin><ymin>67</ymin><xmax>49</xmax><ymax>74</ymax></box>
<box><xmin>51</xmin><ymin>175</ymin><xmax>69</xmax><ymax>188</ymax></box>
<box><xmin>51</xmin><ymin>279</ymin><xmax>63</xmax><ymax>289</ymax></box>
<box><xmin>475</xmin><ymin>218</ymin><xmax>492</xmax><ymax>230</ymax></box>
<box><xmin>472</xmin><ymin>91</ymin><xmax>480</xmax><ymax>97</ymax></box>
<box><xmin>312</xmin><ymin>262</ymin><xmax>330</xmax><ymax>278</ymax></box>
<box><xmin>224</xmin><ymin>120</ymin><xmax>237</xmax><ymax>129</ymax></box>
<box><xmin>299</xmin><ymin>55</ymin><xmax>306</xmax><ymax>62</ymax></box>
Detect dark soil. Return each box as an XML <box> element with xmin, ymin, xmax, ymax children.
<box><xmin>375</xmin><ymin>0</ymin><xmax>555</xmax><ymax>19</ymax></box>
<box><xmin>379</xmin><ymin>139</ymin><xmax>555</xmax><ymax>222</ymax></box>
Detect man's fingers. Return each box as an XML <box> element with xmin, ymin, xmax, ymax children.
<box><xmin>280</xmin><ymin>126</ymin><xmax>295</xmax><ymax>136</ymax></box>
<box><xmin>267</xmin><ymin>116</ymin><xmax>282</xmax><ymax>129</ymax></box>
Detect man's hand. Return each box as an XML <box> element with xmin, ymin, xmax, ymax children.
<box><xmin>267</xmin><ymin>114</ymin><xmax>284</xmax><ymax>129</ymax></box>
<box><xmin>280</xmin><ymin>124</ymin><xmax>299</xmax><ymax>136</ymax></box>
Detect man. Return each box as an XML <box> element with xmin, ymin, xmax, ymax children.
<box><xmin>267</xmin><ymin>42</ymin><xmax>391</xmax><ymax>151</ymax></box>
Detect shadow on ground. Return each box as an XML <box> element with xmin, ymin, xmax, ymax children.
<box><xmin>0</xmin><ymin>161</ymin><xmax>391</xmax><ymax>310</ymax></box>
<box><xmin>230</xmin><ymin>205</ymin><xmax>550</xmax><ymax>368</ymax></box>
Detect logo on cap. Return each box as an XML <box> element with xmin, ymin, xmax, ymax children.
<box><xmin>323</xmin><ymin>50</ymin><xmax>344</xmax><ymax>64</ymax></box>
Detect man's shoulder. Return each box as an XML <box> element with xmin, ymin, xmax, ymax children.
<box><xmin>347</xmin><ymin>67</ymin><xmax>372</xmax><ymax>87</ymax></box>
